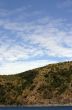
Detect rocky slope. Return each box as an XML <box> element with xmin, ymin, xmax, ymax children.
<box><xmin>0</xmin><ymin>61</ymin><xmax>72</xmax><ymax>105</ymax></box>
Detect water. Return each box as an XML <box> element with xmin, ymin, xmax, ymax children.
<box><xmin>0</xmin><ymin>106</ymin><xmax>72</xmax><ymax>110</ymax></box>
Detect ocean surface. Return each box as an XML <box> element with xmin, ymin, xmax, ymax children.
<box><xmin>0</xmin><ymin>106</ymin><xmax>72</xmax><ymax>110</ymax></box>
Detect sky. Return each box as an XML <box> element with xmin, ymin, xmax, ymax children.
<box><xmin>0</xmin><ymin>0</ymin><xmax>72</xmax><ymax>74</ymax></box>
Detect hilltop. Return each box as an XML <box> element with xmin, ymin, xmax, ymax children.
<box><xmin>0</xmin><ymin>61</ymin><xmax>72</xmax><ymax>105</ymax></box>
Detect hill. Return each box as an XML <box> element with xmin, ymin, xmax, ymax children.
<box><xmin>0</xmin><ymin>61</ymin><xmax>72</xmax><ymax>106</ymax></box>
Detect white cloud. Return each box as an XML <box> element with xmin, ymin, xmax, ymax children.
<box><xmin>0</xmin><ymin>16</ymin><xmax>72</xmax><ymax>62</ymax></box>
<box><xmin>0</xmin><ymin>7</ymin><xmax>72</xmax><ymax>74</ymax></box>
<box><xmin>0</xmin><ymin>60</ymin><xmax>56</xmax><ymax>75</ymax></box>
<box><xmin>18</xmin><ymin>18</ymin><xmax>72</xmax><ymax>58</ymax></box>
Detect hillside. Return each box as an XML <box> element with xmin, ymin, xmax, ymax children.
<box><xmin>0</xmin><ymin>61</ymin><xmax>72</xmax><ymax>105</ymax></box>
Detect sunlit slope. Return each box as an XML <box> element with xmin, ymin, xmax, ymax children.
<box><xmin>0</xmin><ymin>61</ymin><xmax>72</xmax><ymax>105</ymax></box>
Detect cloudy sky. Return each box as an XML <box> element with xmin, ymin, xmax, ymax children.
<box><xmin>0</xmin><ymin>0</ymin><xmax>72</xmax><ymax>74</ymax></box>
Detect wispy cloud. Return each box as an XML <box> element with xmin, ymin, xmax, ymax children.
<box><xmin>0</xmin><ymin>5</ymin><xmax>72</xmax><ymax>74</ymax></box>
<box><xmin>0</xmin><ymin>17</ymin><xmax>72</xmax><ymax>59</ymax></box>
<box><xmin>57</xmin><ymin>0</ymin><xmax>72</xmax><ymax>8</ymax></box>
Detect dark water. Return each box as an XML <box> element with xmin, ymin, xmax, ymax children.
<box><xmin>0</xmin><ymin>106</ymin><xmax>72</xmax><ymax>110</ymax></box>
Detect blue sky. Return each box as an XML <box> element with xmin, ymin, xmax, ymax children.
<box><xmin>0</xmin><ymin>0</ymin><xmax>72</xmax><ymax>74</ymax></box>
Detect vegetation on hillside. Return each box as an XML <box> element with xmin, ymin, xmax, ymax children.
<box><xmin>0</xmin><ymin>61</ymin><xmax>72</xmax><ymax>105</ymax></box>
